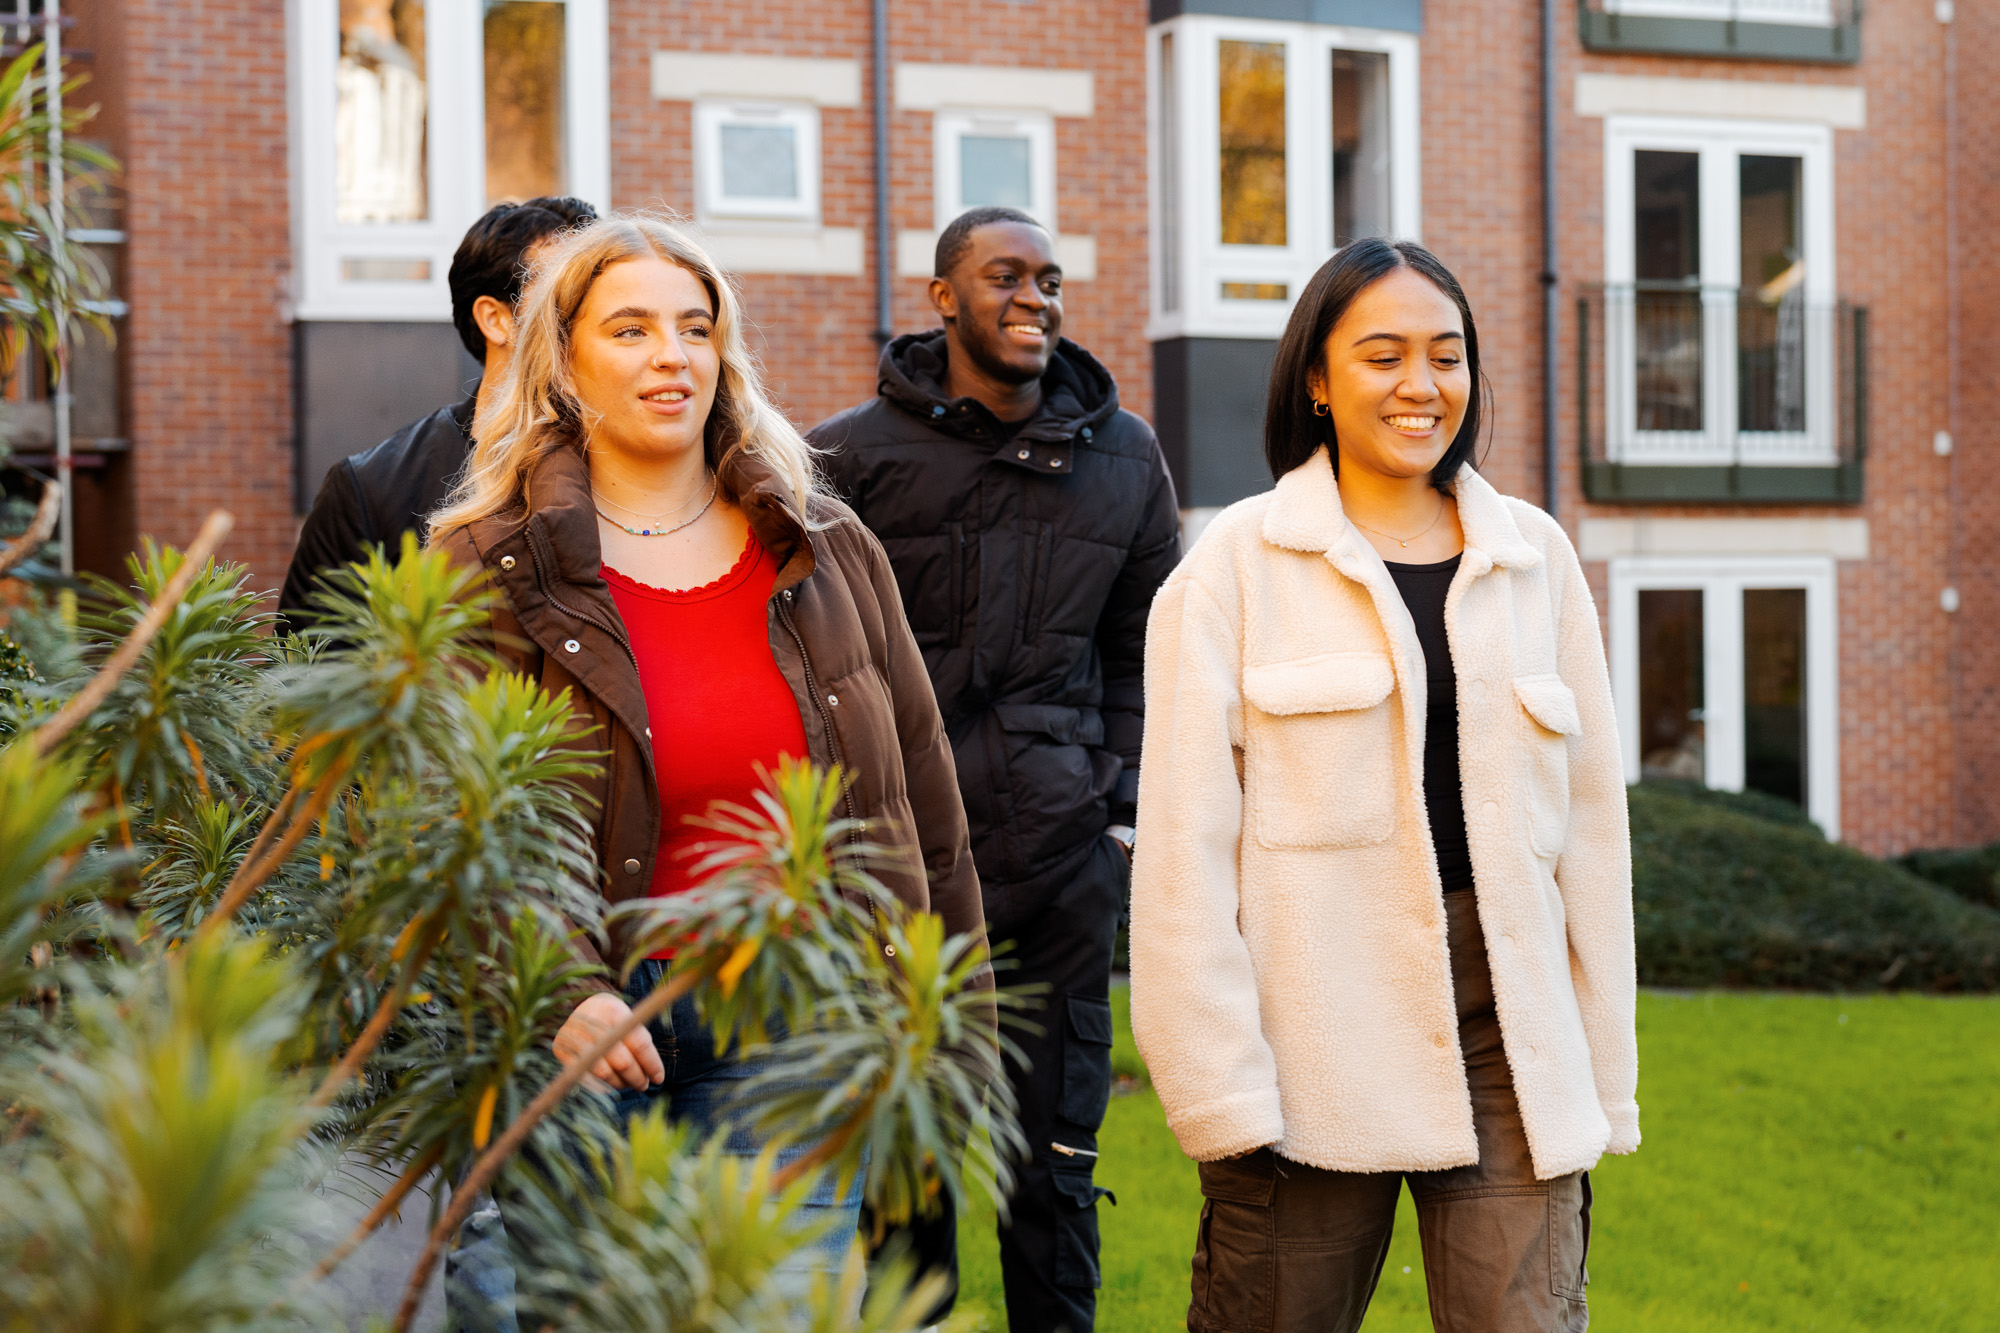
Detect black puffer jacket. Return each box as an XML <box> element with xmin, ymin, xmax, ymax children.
<box><xmin>811</xmin><ymin>333</ymin><xmax>1181</xmax><ymax>894</ymax></box>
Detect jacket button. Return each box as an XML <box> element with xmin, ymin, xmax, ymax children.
<box><xmin>1082</xmin><ymin>426</ymin><xmax>1093</xmax><ymax>440</ymax></box>
<box><xmin>1017</xmin><ymin>449</ymin><xmax>1031</xmax><ymax>460</ymax></box>
<box><xmin>783</xmin><ymin>589</ymin><xmax>793</xmax><ymax>601</ymax></box>
<box><xmin>932</xmin><ymin>405</ymin><xmax>945</xmax><ymax>417</ymax></box>
<box><xmin>499</xmin><ymin>555</ymin><xmax>516</xmax><ymax>571</ymax></box>
<box><xmin>1049</xmin><ymin>458</ymin><xmax>1061</xmax><ymax>468</ymax></box>
<box><xmin>564</xmin><ymin>639</ymin><xmax>581</xmax><ymax>654</ymax></box>
<box><xmin>827</xmin><ymin>693</ymin><xmax>839</xmax><ymax>706</ymax></box>
<box><xmin>623</xmin><ymin>858</ymin><xmax>641</xmax><ymax>875</ymax></box>
<box><xmin>884</xmin><ymin>945</ymin><xmax>897</xmax><ymax>958</ymax></box>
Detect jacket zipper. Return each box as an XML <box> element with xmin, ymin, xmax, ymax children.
<box><xmin>776</xmin><ymin>590</ymin><xmax>889</xmax><ymax>958</ymax></box>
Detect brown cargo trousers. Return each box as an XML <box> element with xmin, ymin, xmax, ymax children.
<box><xmin>1185</xmin><ymin>890</ymin><xmax>1592</xmax><ymax>1333</ymax></box>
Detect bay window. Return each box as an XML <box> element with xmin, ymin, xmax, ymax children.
<box><xmin>292</xmin><ymin>0</ymin><xmax>610</xmax><ymax>321</ymax></box>
<box><xmin>1147</xmin><ymin>14</ymin><xmax>1419</xmax><ymax>340</ymax></box>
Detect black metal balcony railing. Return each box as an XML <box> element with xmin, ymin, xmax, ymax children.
<box><xmin>1577</xmin><ymin>283</ymin><xmax>1868</xmax><ymax>504</ymax></box>
<box><xmin>1578</xmin><ymin>0</ymin><xmax>1862</xmax><ymax>64</ymax></box>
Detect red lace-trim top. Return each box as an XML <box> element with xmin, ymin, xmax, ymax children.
<box><xmin>603</xmin><ymin>533</ymin><xmax>808</xmax><ymax>946</ymax></box>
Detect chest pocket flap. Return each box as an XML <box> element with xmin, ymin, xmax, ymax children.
<box><xmin>1243</xmin><ymin>651</ymin><xmax>1397</xmax><ymax>850</ymax></box>
<box><xmin>1514</xmin><ymin>674</ymin><xmax>1582</xmax><ymax>736</ymax></box>
<box><xmin>1243</xmin><ymin>651</ymin><xmax>1396</xmax><ymax>717</ymax></box>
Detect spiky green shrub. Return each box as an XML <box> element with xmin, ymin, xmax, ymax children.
<box><xmin>0</xmin><ymin>536</ymin><xmax>1018</xmax><ymax>1333</ymax></box>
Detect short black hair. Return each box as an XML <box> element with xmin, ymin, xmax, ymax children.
<box><xmin>934</xmin><ymin>206</ymin><xmax>1048</xmax><ymax>279</ymax></box>
<box><xmin>1263</xmin><ymin>238</ymin><xmax>1487</xmax><ymax>490</ymax></box>
<box><xmin>448</xmin><ymin>196</ymin><xmax>599</xmax><ymax>362</ymax></box>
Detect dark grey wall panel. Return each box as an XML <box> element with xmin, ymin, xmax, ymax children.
<box><xmin>1149</xmin><ymin>0</ymin><xmax>1422</xmax><ymax>32</ymax></box>
<box><xmin>1153</xmin><ymin>337</ymin><xmax>1280</xmax><ymax>510</ymax></box>
<box><xmin>293</xmin><ymin>322</ymin><xmax>482</xmax><ymax>513</ymax></box>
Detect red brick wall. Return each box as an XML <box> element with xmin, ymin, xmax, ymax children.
<box><xmin>1948</xmin><ymin>2</ymin><xmax>2000</xmax><ymax>844</ymax></box>
<box><xmin>123</xmin><ymin>0</ymin><xmax>296</xmax><ymax>594</ymax></box>
<box><xmin>606</xmin><ymin>0</ymin><xmax>1153</xmax><ymax>434</ymax></box>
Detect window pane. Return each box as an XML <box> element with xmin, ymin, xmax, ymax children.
<box><xmin>961</xmin><ymin>134</ymin><xmax>1033</xmax><ymax>211</ymax></box>
<box><xmin>1639</xmin><ymin>588</ymin><xmax>1705</xmax><ymax>782</ymax></box>
<box><xmin>1633</xmin><ymin>150</ymin><xmax>1701</xmax><ymax>431</ymax></box>
<box><xmin>1218</xmin><ymin>39</ymin><xmax>1285</xmax><ymax>246</ymax></box>
<box><xmin>337</xmin><ymin>0</ymin><xmax>429</xmax><ymax>223</ymax></box>
<box><xmin>1738</xmin><ymin>154</ymin><xmax>1805</xmax><ymax>432</ymax></box>
<box><xmin>719</xmin><ymin>124</ymin><xmax>799</xmax><ymax>200</ymax></box>
<box><xmin>1330</xmin><ymin>49</ymin><xmax>1390</xmax><ymax>248</ymax></box>
<box><xmin>484</xmin><ymin>0</ymin><xmax>567</xmax><ymax>206</ymax></box>
<box><xmin>1743</xmin><ymin>587</ymin><xmax>1807</xmax><ymax>807</ymax></box>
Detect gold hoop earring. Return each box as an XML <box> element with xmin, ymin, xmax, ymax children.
<box><xmin>1311</xmin><ymin>399</ymin><xmax>1329</xmax><ymax>417</ymax></box>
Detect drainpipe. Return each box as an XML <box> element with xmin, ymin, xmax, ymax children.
<box><xmin>46</xmin><ymin>0</ymin><xmax>71</xmax><ymax>575</ymax></box>
<box><xmin>871</xmin><ymin>0</ymin><xmax>892</xmax><ymax>346</ymax></box>
<box><xmin>1540</xmin><ymin>0</ymin><xmax>1560</xmax><ymax>520</ymax></box>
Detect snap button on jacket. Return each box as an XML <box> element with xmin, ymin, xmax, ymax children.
<box><xmin>1130</xmin><ymin>451</ymin><xmax>1638</xmax><ymax>1181</ymax></box>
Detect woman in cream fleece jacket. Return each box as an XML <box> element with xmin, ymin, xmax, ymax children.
<box><xmin>1132</xmin><ymin>239</ymin><xmax>1636</xmax><ymax>1332</ymax></box>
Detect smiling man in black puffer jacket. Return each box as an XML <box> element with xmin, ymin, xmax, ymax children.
<box><xmin>811</xmin><ymin>206</ymin><xmax>1180</xmax><ymax>1333</ymax></box>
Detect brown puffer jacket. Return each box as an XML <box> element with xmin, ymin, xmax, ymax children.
<box><xmin>432</xmin><ymin>443</ymin><xmax>985</xmax><ymax>993</ymax></box>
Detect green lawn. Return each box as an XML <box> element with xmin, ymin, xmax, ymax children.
<box><xmin>945</xmin><ymin>987</ymin><xmax>2000</xmax><ymax>1332</ymax></box>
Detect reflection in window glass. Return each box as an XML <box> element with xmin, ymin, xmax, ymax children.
<box><xmin>1633</xmin><ymin>149</ymin><xmax>1701</xmax><ymax>431</ymax></box>
<box><xmin>719</xmin><ymin>123</ymin><xmax>799</xmax><ymax>201</ymax></box>
<box><xmin>336</xmin><ymin>0</ymin><xmax>429</xmax><ymax>223</ymax></box>
<box><xmin>1218</xmin><ymin>39</ymin><xmax>1285</xmax><ymax>246</ymax></box>
<box><xmin>484</xmin><ymin>0</ymin><xmax>566</xmax><ymax>205</ymax></box>
<box><xmin>1330</xmin><ymin>50</ymin><xmax>1390</xmax><ymax>248</ymax></box>
<box><xmin>1738</xmin><ymin>154</ymin><xmax>1805</xmax><ymax>432</ymax></box>
<box><xmin>1743</xmin><ymin>587</ymin><xmax>1806</xmax><ymax>807</ymax></box>
<box><xmin>961</xmin><ymin>134</ymin><xmax>1033</xmax><ymax>211</ymax></box>
<box><xmin>1638</xmin><ymin>588</ymin><xmax>1705</xmax><ymax>782</ymax></box>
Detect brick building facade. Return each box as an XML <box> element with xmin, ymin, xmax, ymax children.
<box><xmin>42</xmin><ymin>0</ymin><xmax>1996</xmax><ymax>855</ymax></box>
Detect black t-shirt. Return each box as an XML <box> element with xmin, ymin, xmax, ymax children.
<box><xmin>1385</xmin><ymin>554</ymin><xmax>1474</xmax><ymax>896</ymax></box>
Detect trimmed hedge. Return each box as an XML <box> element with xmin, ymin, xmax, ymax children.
<box><xmin>1895</xmin><ymin>845</ymin><xmax>2000</xmax><ymax>912</ymax></box>
<box><xmin>1631</xmin><ymin>782</ymin><xmax>2000</xmax><ymax>992</ymax></box>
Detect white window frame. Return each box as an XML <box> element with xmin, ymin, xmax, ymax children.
<box><xmin>1601</xmin><ymin>0</ymin><xmax>1835</xmax><ymax>25</ymax></box>
<box><xmin>1146</xmin><ymin>14</ymin><xmax>1420</xmax><ymax>342</ymax></box>
<box><xmin>695</xmin><ymin>100</ymin><xmax>822</xmax><ymax>225</ymax></box>
<box><xmin>1602</xmin><ymin>114</ymin><xmax>1835</xmax><ymax>466</ymax></box>
<box><xmin>289</xmin><ymin>0</ymin><xmax>611</xmax><ymax>322</ymax></box>
<box><xmin>932</xmin><ymin>108</ymin><xmax>1057</xmax><ymax>233</ymax></box>
<box><xmin>1608</xmin><ymin>554</ymin><xmax>1840</xmax><ymax>839</ymax></box>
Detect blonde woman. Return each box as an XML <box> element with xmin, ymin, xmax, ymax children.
<box><xmin>428</xmin><ymin>214</ymin><xmax>983</xmax><ymax>1272</ymax></box>
<box><xmin>1131</xmin><ymin>239</ymin><xmax>1637</xmax><ymax>1332</ymax></box>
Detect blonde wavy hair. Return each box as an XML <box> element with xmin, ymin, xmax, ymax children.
<box><xmin>428</xmin><ymin>213</ymin><xmax>821</xmax><ymax>541</ymax></box>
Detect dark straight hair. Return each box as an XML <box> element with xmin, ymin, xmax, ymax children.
<box><xmin>1263</xmin><ymin>238</ymin><xmax>1487</xmax><ymax>490</ymax></box>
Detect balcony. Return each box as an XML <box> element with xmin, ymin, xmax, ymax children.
<box><xmin>1577</xmin><ymin>284</ymin><xmax>1868</xmax><ymax>504</ymax></box>
<box><xmin>1578</xmin><ymin>0</ymin><xmax>1862</xmax><ymax>64</ymax></box>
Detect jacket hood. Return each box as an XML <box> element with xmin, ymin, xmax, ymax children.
<box><xmin>877</xmin><ymin>330</ymin><xmax>1120</xmax><ymax>444</ymax></box>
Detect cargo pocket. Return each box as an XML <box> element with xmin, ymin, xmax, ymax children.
<box><xmin>1052</xmin><ymin>1162</ymin><xmax>1115</xmax><ymax>1290</ymax></box>
<box><xmin>1549</xmin><ymin>1169</ymin><xmax>1591</xmax><ymax>1302</ymax></box>
<box><xmin>1061</xmin><ymin>994</ymin><xmax>1115</xmax><ymax>1130</ymax></box>
<box><xmin>1191</xmin><ymin>1151</ymin><xmax>1277</xmax><ymax>1330</ymax></box>
<box><xmin>1243</xmin><ymin>652</ymin><xmax>1398</xmax><ymax>850</ymax></box>
<box><xmin>1515</xmin><ymin>674</ymin><xmax>1582</xmax><ymax>858</ymax></box>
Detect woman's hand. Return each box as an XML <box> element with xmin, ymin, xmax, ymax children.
<box><xmin>552</xmin><ymin>992</ymin><xmax>665</xmax><ymax>1092</ymax></box>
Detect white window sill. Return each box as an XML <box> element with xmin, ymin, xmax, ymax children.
<box><xmin>696</xmin><ymin>226</ymin><xmax>864</xmax><ymax>276</ymax></box>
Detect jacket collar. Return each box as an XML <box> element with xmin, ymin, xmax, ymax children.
<box><xmin>470</xmin><ymin>440</ymin><xmax>819</xmax><ymax>596</ymax></box>
<box><xmin>1262</xmin><ymin>448</ymin><xmax>1543</xmax><ymax>581</ymax></box>
<box><xmin>876</xmin><ymin>330</ymin><xmax>1121</xmax><ymax>475</ymax></box>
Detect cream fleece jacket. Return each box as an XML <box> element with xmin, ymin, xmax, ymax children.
<box><xmin>1130</xmin><ymin>451</ymin><xmax>1638</xmax><ymax>1180</ymax></box>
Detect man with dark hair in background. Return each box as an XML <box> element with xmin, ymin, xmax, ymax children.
<box><xmin>811</xmin><ymin>206</ymin><xmax>1180</xmax><ymax>1333</ymax></box>
<box><xmin>278</xmin><ymin>196</ymin><xmax>596</xmax><ymax>622</ymax></box>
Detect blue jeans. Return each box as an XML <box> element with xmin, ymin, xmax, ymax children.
<box><xmin>445</xmin><ymin>961</ymin><xmax>865</xmax><ymax>1331</ymax></box>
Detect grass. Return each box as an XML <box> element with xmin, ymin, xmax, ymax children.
<box><xmin>944</xmin><ymin>985</ymin><xmax>2000</xmax><ymax>1331</ymax></box>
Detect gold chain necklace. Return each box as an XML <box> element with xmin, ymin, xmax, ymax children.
<box><xmin>1349</xmin><ymin>494</ymin><xmax>1446</xmax><ymax>550</ymax></box>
